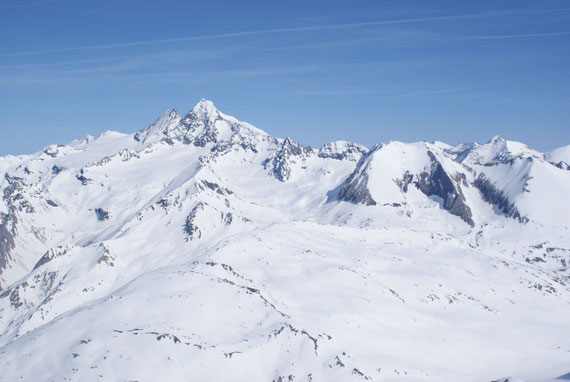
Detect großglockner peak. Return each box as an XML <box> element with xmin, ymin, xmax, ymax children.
<box><xmin>0</xmin><ymin>99</ymin><xmax>569</xmax><ymax>382</ymax></box>
<box><xmin>134</xmin><ymin>99</ymin><xmax>267</xmax><ymax>147</ymax></box>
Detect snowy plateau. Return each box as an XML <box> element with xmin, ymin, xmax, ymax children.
<box><xmin>0</xmin><ymin>99</ymin><xmax>569</xmax><ymax>382</ymax></box>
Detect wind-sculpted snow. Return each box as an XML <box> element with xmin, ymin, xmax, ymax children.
<box><xmin>0</xmin><ymin>100</ymin><xmax>568</xmax><ymax>382</ymax></box>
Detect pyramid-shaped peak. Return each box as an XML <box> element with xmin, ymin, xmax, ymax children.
<box><xmin>134</xmin><ymin>108</ymin><xmax>181</xmax><ymax>144</ymax></box>
<box><xmin>155</xmin><ymin>108</ymin><xmax>180</xmax><ymax>124</ymax></box>
<box><xmin>283</xmin><ymin>136</ymin><xmax>300</xmax><ymax>146</ymax></box>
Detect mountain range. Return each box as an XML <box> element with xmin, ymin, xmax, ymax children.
<box><xmin>0</xmin><ymin>99</ymin><xmax>569</xmax><ymax>381</ymax></box>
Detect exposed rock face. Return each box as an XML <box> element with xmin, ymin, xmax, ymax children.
<box><xmin>205</xmin><ymin>127</ymin><xmax>276</xmax><ymax>166</ymax></box>
<box><xmin>395</xmin><ymin>171</ymin><xmax>414</xmax><ymax>193</ymax></box>
<box><xmin>94</xmin><ymin>208</ymin><xmax>110</xmax><ymax>222</ymax></box>
<box><xmin>184</xmin><ymin>203</ymin><xmax>204</xmax><ymax>240</ymax></box>
<box><xmin>76</xmin><ymin>169</ymin><xmax>93</xmax><ymax>185</ymax></box>
<box><xmin>473</xmin><ymin>174</ymin><xmax>528</xmax><ymax>223</ymax></box>
<box><xmin>3</xmin><ymin>175</ymin><xmax>35</xmax><ymax>215</ymax></box>
<box><xmin>135</xmin><ymin>99</ymin><xmax>236</xmax><ymax>148</ymax></box>
<box><xmin>199</xmin><ymin>180</ymin><xmax>233</xmax><ymax>196</ymax></box>
<box><xmin>415</xmin><ymin>152</ymin><xmax>474</xmax><ymax>226</ymax></box>
<box><xmin>337</xmin><ymin>171</ymin><xmax>376</xmax><ymax>206</ymax></box>
<box><xmin>337</xmin><ymin>147</ymin><xmax>475</xmax><ymax>225</ymax></box>
<box><xmin>0</xmin><ymin>268</ymin><xmax>61</xmax><ymax>311</ymax></box>
<box><xmin>552</xmin><ymin>161</ymin><xmax>570</xmax><ymax>171</ymax></box>
<box><xmin>1</xmin><ymin>174</ymin><xmax>43</xmax><ymax>288</ymax></box>
<box><xmin>42</xmin><ymin>145</ymin><xmax>66</xmax><ymax>158</ymax></box>
<box><xmin>134</xmin><ymin>100</ymin><xmax>264</xmax><ymax>153</ymax></box>
<box><xmin>336</xmin><ymin>148</ymin><xmax>377</xmax><ymax>205</ymax></box>
<box><xmin>51</xmin><ymin>165</ymin><xmax>63</xmax><ymax>175</ymax></box>
<box><xmin>211</xmin><ymin>128</ymin><xmax>259</xmax><ymax>155</ymax></box>
<box><xmin>269</xmin><ymin>137</ymin><xmax>313</xmax><ymax>182</ymax></box>
<box><xmin>33</xmin><ymin>245</ymin><xmax>74</xmax><ymax>270</ymax></box>
<box><xmin>97</xmin><ymin>243</ymin><xmax>116</xmax><ymax>267</ymax></box>
<box><xmin>318</xmin><ymin>141</ymin><xmax>367</xmax><ymax>162</ymax></box>
<box><xmin>180</xmin><ymin>100</ymin><xmax>225</xmax><ymax>147</ymax></box>
<box><xmin>134</xmin><ymin>108</ymin><xmax>181</xmax><ymax>144</ymax></box>
<box><xmin>0</xmin><ymin>211</ymin><xmax>17</xmax><ymax>281</ymax></box>
<box><xmin>1</xmin><ymin>175</ymin><xmax>30</xmax><ymax>282</ymax></box>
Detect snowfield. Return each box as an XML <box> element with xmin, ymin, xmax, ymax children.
<box><xmin>0</xmin><ymin>99</ymin><xmax>568</xmax><ymax>382</ymax></box>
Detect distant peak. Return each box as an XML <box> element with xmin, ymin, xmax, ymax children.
<box><xmin>318</xmin><ymin>140</ymin><xmax>368</xmax><ymax>162</ymax></box>
<box><xmin>134</xmin><ymin>108</ymin><xmax>181</xmax><ymax>144</ymax></box>
<box><xmin>283</xmin><ymin>136</ymin><xmax>299</xmax><ymax>146</ymax></box>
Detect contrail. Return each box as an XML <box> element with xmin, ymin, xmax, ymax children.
<box><xmin>2</xmin><ymin>8</ymin><xmax>569</xmax><ymax>57</ymax></box>
<box><xmin>461</xmin><ymin>31</ymin><xmax>570</xmax><ymax>40</ymax></box>
<box><xmin>0</xmin><ymin>0</ymin><xmax>59</xmax><ymax>10</ymax></box>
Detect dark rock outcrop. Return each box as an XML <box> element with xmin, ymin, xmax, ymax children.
<box><xmin>415</xmin><ymin>152</ymin><xmax>474</xmax><ymax>226</ymax></box>
<box><xmin>182</xmin><ymin>104</ymin><xmax>223</xmax><ymax>147</ymax></box>
<box><xmin>318</xmin><ymin>142</ymin><xmax>367</xmax><ymax>162</ymax></box>
<box><xmin>51</xmin><ymin>165</ymin><xmax>64</xmax><ymax>175</ymax></box>
<box><xmin>46</xmin><ymin>200</ymin><xmax>58</xmax><ymax>207</ymax></box>
<box><xmin>473</xmin><ymin>174</ymin><xmax>528</xmax><ymax>223</ymax></box>
<box><xmin>0</xmin><ymin>211</ymin><xmax>17</xmax><ymax>279</ymax></box>
<box><xmin>336</xmin><ymin>148</ymin><xmax>378</xmax><ymax>205</ymax></box>
<box><xmin>395</xmin><ymin>171</ymin><xmax>413</xmax><ymax>193</ymax></box>
<box><xmin>199</xmin><ymin>180</ymin><xmax>233</xmax><ymax>196</ymax></box>
<box><xmin>94</xmin><ymin>208</ymin><xmax>110</xmax><ymax>222</ymax></box>
<box><xmin>76</xmin><ymin>169</ymin><xmax>93</xmax><ymax>185</ymax></box>
<box><xmin>1</xmin><ymin>174</ymin><xmax>34</xmax><ymax>280</ymax></box>
<box><xmin>42</xmin><ymin>145</ymin><xmax>65</xmax><ymax>158</ymax></box>
<box><xmin>33</xmin><ymin>245</ymin><xmax>73</xmax><ymax>270</ymax></box>
<box><xmin>269</xmin><ymin>137</ymin><xmax>313</xmax><ymax>182</ymax></box>
<box><xmin>551</xmin><ymin>161</ymin><xmax>570</xmax><ymax>171</ymax></box>
<box><xmin>184</xmin><ymin>203</ymin><xmax>204</xmax><ymax>240</ymax></box>
<box><xmin>337</xmin><ymin>172</ymin><xmax>376</xmax><ymax>206</ymax></box>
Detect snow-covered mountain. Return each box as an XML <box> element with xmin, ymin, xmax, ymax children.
<box><xmin>0</xmin><ymin>99</ymin><xmax>568</xmax><ymax>382</ymax></box>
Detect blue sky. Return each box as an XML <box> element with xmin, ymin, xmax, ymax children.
<box><xmin>1</xmin><ymin>0</ymin><xmax>569</xmax><ymax>155</ymax></box>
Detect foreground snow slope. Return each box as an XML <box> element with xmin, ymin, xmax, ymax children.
<box><xmin>0</xmin><ymin>99</ymin><xmax>568</xmax><ymax>382</ymax></box>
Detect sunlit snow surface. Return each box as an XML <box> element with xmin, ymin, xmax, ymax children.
<box><xmin>0</xmin><ymin>100</ymin><xmax>568</xmax><ymax>382</ymax></box>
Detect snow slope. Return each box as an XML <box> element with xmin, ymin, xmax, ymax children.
<box><xmin>0</xmin><ymin>100</ymin><xmax>569</xmax><ymax>382</ymax></box>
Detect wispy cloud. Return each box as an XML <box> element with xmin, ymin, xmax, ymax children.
<box><xmin>3</xmin><ymin>7</ymin><xmax>569</xmax><ymax>57</ymax></box>
<box><xmin>0</xmin><ymin>57</ymin><xmax>123</xmax><ymax>70</ymax></box>
<box><xmin>268</xmin><ymin>87</ymin><xmax>469</xmax><ymax>98</ymax></box>
<box><xmin>111</xmin><ymin>65</ymin><xmax>319</xmax><ymax>83</ymax></box>
<box><xmin>461</xmin><ymin>31</ymin><xmax>570</xmax><ymax>40</ymax></box>
<box><xmin>392</xmin><ymin>88</ymin><xmax>467</xmax><ymax>98</ymax></box>
<box><xmin>284</xmin><ymin>29</ymin><xmax>441</xmax><ymax>50</ymax></box>
<box><xmin>0</xmin><ymin>0</ymin><xmax>59</xmax><ymax>9</ymax></box>
<box><xmin>0</xmin><ymin>46</ymin><xmax>244</xmax><ymax>72</ymax></box>
<box><xmin>0</xmin><ymin>60</ymin><xmax>319</xmax><ymax>85</ymax></box>
<box><xmin>291</xmin><ymin>89</ymin><xmax>384</xmax><ymax>95</ymax></box>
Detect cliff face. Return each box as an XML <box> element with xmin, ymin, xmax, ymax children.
<box><xmin>414</xmin><ymin>151</ymin><xmax>474</xmax><ymax>226</ymax></box>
